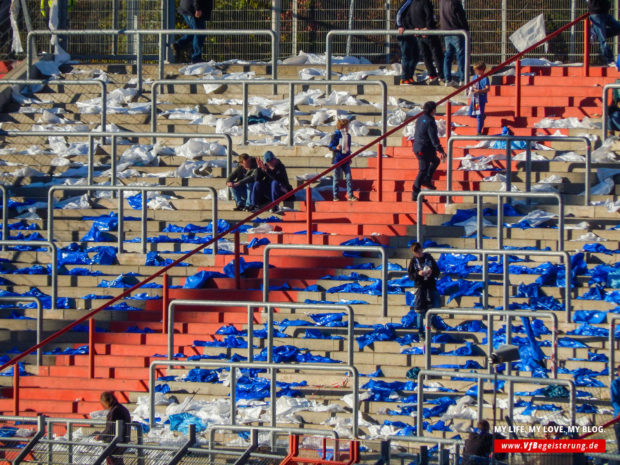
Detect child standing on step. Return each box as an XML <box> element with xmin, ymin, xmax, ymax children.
<box><xmin>329</xmin><ymin>119</ymin><xmax>356</xmax><ymax>201</ymax></box>
<box><xmin>468</xmin><ymin>62</ymin><xmax>490</xmax><ymax>136</ymax></box>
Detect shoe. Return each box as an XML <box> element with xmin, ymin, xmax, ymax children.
<box><xmin>233</xmin><ymin>205</ymin><xmax>245</xmax><ymax>211</ymax></box>
<box><xmin>347</xmin><ymin>196</ymin><xmax>357</xmax><ymax>201</ymax></box>
<box><xmin>445</xmin><ymin>79</ymin><xmax>459</xmax><ymax>87</ymax></box>
<box><xmin>333</xmin><ymin>196</ymin><xmax>340</xmax><ymax>201</ymax></box>
<box><xmin>246</xmin><ymin>205</ymin><xmax>258</xmax><ymax>212</ymax></box>
<box><xmin>193</xmin><ymin>165</ymin><xmax>212</xmax><ymax>177</ymax></box>
<box><xmin>271</xmin><ymin>205</ymin><xmax>279</xmax><ymax>213</ymax></box>
<box><xmin>424</xmin><ymin>76</ymin><xmax>439</xmax><ymax>86</ymax></box>
<box><xmin>191</xmin><ymin>57</ymin><xmax>203</xmax><ymax>64</ymax></box>
<box><xmin>400</xmin><ymin>78</ymin><xmax>416</xmax><ymax>85</ymax></box>
<box><xmin>422</xmin><ymin>181</ymin><xmax>436</xmax><ymax>190</ymax></box>
<box><xmin>411</xmin><ymin>190</ymin><xmax>420</xmax><ymax>201</ymax></box>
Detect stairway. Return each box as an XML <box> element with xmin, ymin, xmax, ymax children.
<box><xmin>0</xmin><ymin>59</ymin><xmax>618</xmax><ymax>439</ymax></box>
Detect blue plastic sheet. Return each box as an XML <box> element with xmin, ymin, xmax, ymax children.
<box><xmin>442</xmin><ymin>342</ymin><xmax>484</xmax><ymax>356</ymax></box>
<box><xmin>558</xmin><ymin>337</ymin><xmax>589</xmax><ymax>348</ymax></box>
<box><xmin>361</xmin><ymin>379</ymin><xmax>417</xmax><ymax>401</ymax></box>
<box><xmin>605</xmin><ymin>291</ymin><xmax>620</xmax><ymax>304</ymax></box>
<box><xmin>338</xmin><ymin>237</ymin><xmax>382</xmax><ymax>257</ymax></box>
<box><xmin>577</xmin><ymin>286</ymin><xmax>606</xmax><ymax>301</ymax></box>
<box><xmin>0</xmin><ymin>426</ymin><xmax>17</xmax><ymax>438</ymax></box>
<box><xmin>305</xmin><ymin>329</ymin><xmax>344</xmax><ymax>340</ymax></box>
<box><xmin>254</xmin><ymin>345</ymin><xmax>340</xmax><ymax>364</ymax></box>
<box><xmin>357</xmin><ymin>325</ymin><xmax>396</xmax><ymax>349</ymax></box>
<box><xmin>184</xmin><ymin>368</ymin><xmax>221</xmax><ymax>383</ymax></box>
<box><xmin>44</xmin><ymin>345</ymin><xmax>89</xmax><ymax>355</ymax></box>
<box><xmin>436</xmin><ymin>276</ymin><xmax>484</xmax><ymax>303</ymax></box>
<box><xmin>309</xmin><ymin>313</ymin><xmax>347</xmax><ymax>327</ymax></box>
<box><xmin>568</xmin><ymin>324</ymin><xmax>608</xmax><ymax>337</ymax></box>
<box><xmin>223</xmin><ymin>257</ymin><xmax>264</xmax><ymax>278</ymax></box>
<box><xmin>92</xmin><ymin>246</ymin><xmax>117</xmax><ymax>265</ymax></box>
<box><xmin>194</xmin><ymin>336</ymin><xmax>248</xmax><ymax>348</ymax></box>
<box><xmin>588</xmin><ymin>263</ymin><xmax>619</xmax><ymax>287</ymax></box>
<box><xmin>98</xmin><ymin>273</ymin><xmax>139</xmax><ymax>288</ymax></box>
<box><xmin>491</xmin><ymin>127</ymin><xmax>527</xmax><ymax>149</ymax></box>
<box><xmin>583</xmin><ymin>243</ymin><xmax>619</xmax><ymax>255</ymax></box>
<box><xmin>169</xmin><ymin>413</ymin><xmax>206</xmax><ymax>433</ymax></box>
<box><xmin>81</xmin><ymin>224</ymin><xmax>115</xmax><ymax>242</ymax></box>
<box><xmin>154</xmin><ymin>383</ymin><xmax>170</xmax><ymax>393</ymax></box>
<box><xmin>183</xmin><ymin>270</ymin><xmax>226</xmax><ymax>289</ymax></box>
<box><xmin>248</xmin><ymin>237</ymin><xmax>270</xmax><ymax>249</ymax></box>
<box><xmin>573</xmin><ymin>310</ymin><xmax>606</xmax><ymax>324</ymax></box>
<box><xmin>518</xmin><ymin>317</ymin><xmax>548</xmax><ymax>378</ymax></box>
<box><xmin>58</xmin><ymin>244</ymin><xmax>91</xmax><ymax>266</ymax></box>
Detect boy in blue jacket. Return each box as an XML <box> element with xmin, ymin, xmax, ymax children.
<box><xmin>328</xmin><ymin>119</ymin><xmax>356</xmax><ymax>201</ymax></box>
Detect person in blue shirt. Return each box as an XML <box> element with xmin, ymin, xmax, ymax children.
<box><xmin>411</xmin><ymin>101</ymin><xmax>446</xmax><ymax>201</ymax></box>
<box><xmin>328</xmin><ymin>119</ymin><xmax>356</xmax><ymax>201</ymax></box>
<box><xmin>468</xmin><ymin>62</ymin><xmax>490</xmax><ymax>135</ymax></box>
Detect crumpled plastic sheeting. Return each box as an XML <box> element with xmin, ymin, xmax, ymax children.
<box><xmin>534</xmin><ymin>117</ymin><xmax>598</xmax><ymax>129</ymax></box>
<box><xmin>338</xmin><ymin>237</ymin><xmax>382</xmax><ymax>256</ymax></box>
<box><xmin>168</xmin><ymin>412</ymin><xmax>207</xmax><ymax>433</ymax></box>
<box><xmin>506</xmin><ymin>209</ymin><xmax>557</xmax><ymax>229</ymax></box>
<box><xmin>254</xmin><ymin>345</ymin><xmax>341</xmax><ymax>364</ymax></box>
<box><xmin>97</xmin><ymin>273</ymin><xmax>139</xmax><ymax>288</ymax></box>
<box><xmin>183</xmin><ymin>270</ymin><xmax>226</xmax><ymax>289</ymax></box>
<box><xmin>436</xmin><ymin>276</ymin><xmax>484</xmax><ymax>303</ymax></box>
<box><xmin>174</xmin><ymin>139</ymin><xmax>226</xmax><ymax>159</ymax></box>
<box><xmin>583</xmin><ymin>243</ymin><xmax>620</xmax><ymax>255</ymax></box>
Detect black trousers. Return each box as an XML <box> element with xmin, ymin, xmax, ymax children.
<box><xmin>419</xmin><ymin>36</ymin><xmax>445</xmax><ymax>80</ymax></box>
<box><xmin>414</xmin><ymin>151</ymin><xmax>440</xmax><ymax>192</ymax></box>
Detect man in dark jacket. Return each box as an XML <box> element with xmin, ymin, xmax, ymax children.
<box><xmin>95</xmin><ymin>391</ymin><xmax>131</xmax><ymax>465</ymax></box>
<box><xmin>440</xmin><ymin>0</ymin><xmax>468</xmax><ymax>86</ymax></box>
<box><xmin>588</xmin><ymin>0</ymin><xmax>620</xmax><ymax>65</ymax></box>
<box><xmin>407</xmin><ymin>242</ymin><xmax>441</xmax><ymax>337</ymax></box>
<box><xmin>174</xmin><ymin>0</ymin><xmax>214</xmax><ymax>64</ymax></box>
<box><xmin>412</xmin><ymin>101</ymin><xmax>446</xmax><ymax>201</ymax></box>
<box><xmin>463</xmin><ymin>420</ymin><xmax>494</xmax><ymax>465</ymax></box>
<box><xmin>227</xmin><ymin>153</ymin><xmax>257</xmax><ymax>211</ymax></box>
<box><xmin>396</xmin><ymin>0</ymin><xmax>421</xmax><ymax>85</ymax></box>
<box><xmin>402</xmin><ymin>0</ymin><xmax>445</xmax><ymax>84</ymax></box>
<box><xmin>250</xmin><ymin>151</ymin><xmax>292</xmax><ymax>212</ymax></box>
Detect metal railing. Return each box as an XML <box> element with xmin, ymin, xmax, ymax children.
<box><xmin>0</xmin><ymin>184</ymin><xmax>8</xmax><ymax>250</ymax></box>
<box><xmin>446</xmin><ymin>135</ymin><xmax>593</xmax><ymax>206</ymax></box>
<box><xmin>0</xmin><ymin>79</ymin><xmax>107</xmax><ymax>129</ymax></box>
<box><xmin>387</xmin><ymin>436</ymin><xmax>464</xmax><ymax>465</ymax></box>
<box><xmin>167</xmin><ymin>299</ymin><xmax>355</xmax><ymax>364</ymax></box>
<box><xmin>326</xmin><ymin>29</ymin><xmax>470</xmax><ymax>91</ymax></box>
<box><xmin>417</xmin><ymin>190</ymin><xmax>565</xmax><ymax>251</ymax></box>
<box><xmin>609</xmin><ymin>315</ymin><xmax>620</xmax><ymax>387</ymax></box>
<box><xmin>0</xmin><ymin>240</ymin><xmax>57</xmax><ymax>309</ymax></box>
<box><xmin>424</xmin><ymin>308</ymin><xmax>559</xmax><ymax>378</ymax></box>
<box><xmin>0</xmin><ymin>297</ymin><xmax>43</xmax><ymax>367</ymax></box>
<box><xmin>416</xmin><ymin>369</ymin><xmax>576</xmax><ymax>438</ymax></box>
<box><xmin>2</xmin><ymin>130</ymin><xmax>233</xmax><ymax>188</ymax></box>
<box><xmin>262</xmin><ymin>244</ymin><xmax>388</xmax><ymax>316</ymax></box>
<box><xmin>424</xmin><ymin>247</ymin><xmax>572</xmax><ymax>323</ymax></box>
<box><xmin>148</xmin><ymin>360</ymin><xmax>360</xmax><ymax>437</ymax></box>
<box><xmin>26</xmin><ymin>29</ymin><xmax>278</xmax><ymax>92</ymax></box>
<box><xmin>602</xmin><ymin>83</ymin><xmax>620</xmax><ymax>140</ymax></box>
<box><xmin>151</xmin><ymin>79</ymin><xmax>387</xmax><ymax>146</ymax></box>
<box><xmin>47</xmin><ymin>184</ymin><xmax>218</xmax><ymax>254</ymax></box>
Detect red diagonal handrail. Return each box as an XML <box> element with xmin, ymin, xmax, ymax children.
<box><xmin>0</xmin><ymin>11</ymin><xmax>590</xmax><ymax>375</ymax></box>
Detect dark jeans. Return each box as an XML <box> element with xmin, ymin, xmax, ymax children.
<box><xmin>251</xmin><ymin>180</ymin><xmax>289</xmax><ymax>206</ymax></box>
<box><xmin>469</xmin><ymin>99</ymin><xmax>486</xmax><ymax>134</ymax></box>
<box><xmin>419</xmin><ymin>36</ymin><xmax>444</xmax><ymax>80</ymax></box>
<box><xmin>444</xmin><ymin>34</ymin><xmax>465</xmax><ymax>83</ymax></box>
<box><xmin>415</xmin><ymin>285</ymin><xmax>441</xmax><ymax>334</ymax></box>
<box><xmin>333</xmin><ymin>163</ymin><xmax>353</xmax><ymax>198</ymax></box>
<box><xmin>176</xmin><ymin>14</ymin><xmax>207</xmax><ymax>63</ymax></box>
<box><xmin>230</xmin><ymin>184</ymin><xmax>251</xmax><ymax>208</ymax></box>
<box><xmin>398</xmin><ymin>35</ymin><xmax>420</xmax><ymax>80</ymax></box>
<box><xmin>590</xmin><ymin>14</ymin><xmax>620</xmax><ymax>64</ymax></box>
<box><xmin>413</xmin><ymin>151</ymin><xmax>440</xmax><ymax>192</ymax></box>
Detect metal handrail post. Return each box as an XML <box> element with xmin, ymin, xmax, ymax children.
<box><xmin>0</xmin><ymin>80</ymin><xmax>107</xmax><ymax>129</ymax></box>
<box><xmin>47</xmin><ymin>185</ymin><xmax>218</xmax><ymax>255</ymax></box>
<box><xmin>609</xmin><ymin>316</ymin><xmax>620</xmax><ymax>387</ymax></box>
<box><xmin>149</xmin><ymin>360</ymin><xmax>359</xmax><ymax>437</ymax></box>
<box><xmin>446</xmin><ymin>135</ymin><xmax>591</xmax><ymax>206</ymax></box>
<box><xmin>167</xmin><ymin>300</ymin><xmax>354</xmax><ymax>366</ymax></box>
<box><xmin>417</xmin><ymin>191</ymin><xmax>565</xmax><ymax>250</ymax></box>
<box><xmin>27</xmin><ymin>29</ymin><xmax>278</xmax><ymax>86</ymax></box>
<box><xmin>0</xmin><ymin>298</ymin><xmax>43</xmax><ymax>367</ymax></box>
<box><xmin>151</xmin><ymin>79</ymin><xmax>386</xmax><ymax>147</ymax></box>
<box><xmin>0</xmin><ymin>241</ymin><xmax>57</xmax><ymax>311</ymax></box>
<box><xmin>425</xmin><ymin>247</ymin><xmax>572</xmax><ymax>322</ymax></box>
<box><xmin>417</xmin><ymin>369</ymin><xmax>575</xmax><ymax>437</ymax></box>
<box><xmin>262</xmin><ymin>244</ymin><xmax>388</xmax><ymax>316</ymax></box>
<box><xmin>207</xmin><ymin>425</ymin><xmax>338</xmax><ymax>451</ymax></box>
<box><xmin>3</xmin><ymin>131</ymin><xmax>233</xmax><ymax>190</ymax></box>
<box><xmin>0</xmin><ymin>185</ymin><xmax>7</xmax><ymax>250</ymax></box>
<box><xmin>325</xmin><ymin>29</ymin><xmax>470</xmax><ymax>92</ymax></box>
<box><xmin>425</xmin><ymin>308</ymin><xmax>558</xmax><ymax>378</ymax></box>
<box><xmin>13</xmin><ymin>415</ymin><xmax>46</xmax><ymax>464</ymax></box>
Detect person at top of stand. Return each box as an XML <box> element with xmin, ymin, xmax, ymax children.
<box><xmin>395</xmin><ymin>0</ymin><xmax>421</xmax><ymax>85</ymax></box>
<box><xmin>587</xmin><ymin>0</ymin><xmax>620</xmax><ymax>66</ymax></box>
<box><xmin>173</xmin><ymin>0</ymin><xmax>214</xmax><ymax>64</ymax></box>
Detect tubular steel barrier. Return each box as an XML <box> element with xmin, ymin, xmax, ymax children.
<box><xmin>167</xmin><ymin>299</ymin><xmax>355</xmax><ymax>365</ymax></box>
<box><xmin>417</xmin><ymin>369</ymin><xmax>576</xmax><ymax>438</ymax></box>
<box><xmin>47</xmin><ymin>184</ymin><xmax>218</xmax><ymax>254</ymax></box>
<box><xmin>386</xmin><ymin>435</ymin><xmax>464</xmax><ymax>465</ymax></box>
<box><xmin>0</xmin><ymin>297</ymin><xmax>43</xmax><ymax>367</ymax></box>
<box><xmin>446</xmin><ymin>135</ymin><xmax>593</xmax><ymax>206</ymax></box>
<box><xmin>0</xmin><ymin>79</ymin><xmax>107</xmax><ymax>129</ymax></box>
<box><xmin>0</xmin><ymin>240</ymin><xmax>57</xmax><ymax>310</ymax></box>
<box><xmin>602</xmin><ymin>83</ymin><xmax>620</xmax><ymax>140</ymax></box>
<box><xmin>2</xmin><ymin>131</ymin><xmax>233</xmax><ymax>189</ymax></box>
<box><xmin>262</xmin><ymin>244</ymin><xmax>388</xmax><ymax>316</ymax></box>
<box><xmin>151</xmin><ymin>79</ymin><xmax>387</xmax><ymax>147</ymax></box>
<box><xmin>424</xmin><ymin>247</ymin><xmax>572</xmax><ymax>323</ymax></box>
<box><xmin>149</xmin><ymin>360</ymin><xmax>360</xmax><ymax>437</ymax></box>
<box><xmin>0</xmin><ymin>184</ymin><xmax>8</xmax><ymax>251</ymax></box>
<box><xmin>326</xmin><ymin>29</ymin><xmax>470</xmax><ymax>92</ymax></box>
<box><xmin>424</xmin><ymin>308</ymin><xmax>559</xmax><ymax>378</ymax></box>
<box><xmin>417</xmin><ymin>191</ymin><xmax>565</xmax><ymax>251</ymax></box>
<box><xmin>609</xmin><ymin>315</ymin><xmax>620</xmax><ymax>387</ymax></box>
<box><xmin>26</xmin><ymin>29</ymin><xmax>278</xmax><ymax>93</ymax></box>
